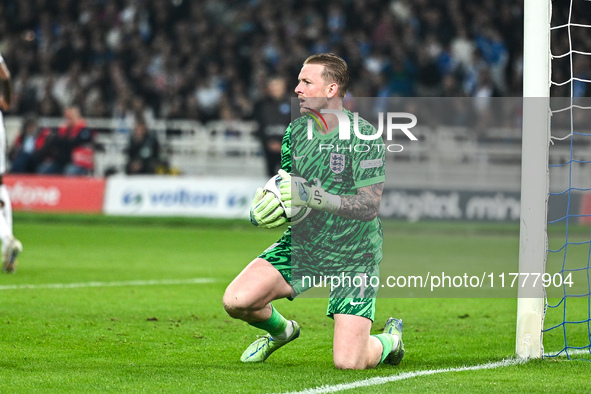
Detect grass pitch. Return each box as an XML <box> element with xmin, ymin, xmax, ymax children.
<box><xmin>0</xmin><ymin>213</ymin><xmax>588</xmax><ymax>392</ymax></box>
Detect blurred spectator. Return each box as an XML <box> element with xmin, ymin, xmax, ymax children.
<box><xmin>253</xmin><ymin>75</ymin><xmax>291</xmax><ymax>177</ymax></box>
<box><xmin>415</xmin><ymin>47</ymin><xmax>442</xmax><ymax>96</ymax></box>
<box><xmin>474</xmin><ymin>26</ymin><xmax>509</xmax><ymax>95</ymax></box>
<box><xmin>8</xmin><ymin>113</ymin><xmax>46</xmax><ymax>173</ymax></box>
<box><xmin>441</xmin><ymin>74</ymin><xmax>464</xmax><ymax>98</ymax></box>
<box><xmin>36</xmin><ymin>77</ymin><xmax>62</xmax><ymax>117</ymax></box>
<box><xmin>124</xmin><ymin>120</ymin><xmax>161</xmax><ymax>175</ymax></box>
<box><xmin>450</xmin><ymin>28</ymin><xmax>475</xmax><ymax>72</ymax></box>
<box><xmin>112</xmin><ymin>95</ymin><xmax>155</xmax><ymax>134</ymax></box>
<box><xmin>36</xmin><ymin>106</ymin><xmax>95</xmax><ymax>175</ymax></box>
<box><xmin>112</xmin><ymin>96</ymin><xmax>132</xmax><ymax>134</ymax></box>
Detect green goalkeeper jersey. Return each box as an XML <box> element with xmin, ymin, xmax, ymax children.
<box><xmin>282</xmin><ymin>109</ymin><xmax>385</xmax><ymax>271</ymax></box>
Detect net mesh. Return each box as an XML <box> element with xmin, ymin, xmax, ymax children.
<box><xmin>544</xmin><ymin>0</ymin><xmax>591</xmax><ymax>360</ymax></box>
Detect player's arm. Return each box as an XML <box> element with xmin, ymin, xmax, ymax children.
<box><xmin>278</xmin><ymin>118</ymin><xmax>384</xmax><ymax>221</ymax></box>
<box><xmin>337</xmin><ymin>182</ymin><xmax>383</xmax><ymax>221</ymax></box>
<box><xmin>0</xmin><ymin>52</ymin><xmax>12</xmax><ymax>111</ymax></box>
<box><xmin>279</xmin><ymin>123</ymin><xmax>292</xmax><ymax>173</ymax></box>
<box><xmin>278</xmin><ymin>170</ymin><xmax>383</xmax><ymax>222</ymax></box>
<box><xmin>333</xmin><ymin>122</ymin><xmax>385</xmax><ymax>221</ymax></box>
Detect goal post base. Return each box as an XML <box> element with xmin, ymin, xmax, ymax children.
<box><xmin>516</xmin><ymin>297</ymin><xmax>545</xmax><ymax>359</ymax></box>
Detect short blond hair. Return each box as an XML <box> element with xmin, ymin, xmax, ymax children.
<box><xmin>303</xmin><ymin>53</ymin><xmax>349</xmax><ymax>97</ymax></box>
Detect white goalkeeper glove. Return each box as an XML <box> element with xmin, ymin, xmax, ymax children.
<box><xmin>277</xmin><ymin>169</ymin><xmax>341</xmax><ymax>214</ymax></box>
<box><xmin>249</xmin><ymin>187</ymin><xmax>286</xmax><ymax>228</ymax></box>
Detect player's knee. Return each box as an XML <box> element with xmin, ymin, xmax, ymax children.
<box><xmin>223</xmin><ymin>301</ymin><xmax>241</xmax><ymax>319</ymax></box>
<box><xmin>222</xmin><ymin>289</ymin><xmax>255</xmax><ymax>319</ymax></box>
<box><xmin>333</xmin><ymin>352</ymin><xmax>369</xmax><ymax>370</ymax></box>
<box><xmin>333</xmin><ymin>356</ymin><xmax>366</xmax><ymax>370</ymax></box>
<box><xmin>222</xmin><ymin>291</ymin><xmax>241</xmax><ymax>318</ymax></box>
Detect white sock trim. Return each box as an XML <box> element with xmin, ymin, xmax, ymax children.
<box><xmin>272</xmin><ymin>320</ymin><xmax>294</xmax><ymax>341</ymax></box>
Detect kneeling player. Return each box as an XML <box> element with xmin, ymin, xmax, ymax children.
<box><xmin>223</xmin><ymin>53</ymin><xmax>404</xmax><ymax>369</ymax></box>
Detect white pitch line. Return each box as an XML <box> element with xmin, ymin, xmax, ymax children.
<box><xmin>279</xmin><ymin>358</ymin><xmax>525</xmax><ymax>394</ymax></box>
<box><xmin>0</xmin><ymin>278</ymin><xmax>217</xmax><ymax>291</ymax></box>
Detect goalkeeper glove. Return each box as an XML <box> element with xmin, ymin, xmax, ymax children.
<box><xmin>249</xmin><ymin>187</ymin><xmax>286</xmax><ymax>228</ymax></box>
<box><xmin>277</xmin><ymin>169</ymin><xmax>292</xmax><ymax>216</ymax></box>
<box><xmin>277</xmin><ymin>169</ymin><xmax>341</xmax><ymax>214</ymax></box>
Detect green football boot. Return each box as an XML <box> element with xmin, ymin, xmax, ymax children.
<box><xmin>383</xmin><ymin>317</ymin><xmax>405</xmax><ymax>366</ymax></box>
<box><xmin>240</xmin><ymin>321</ymin><xmax>301</xmax><ymax>362</ymax></box>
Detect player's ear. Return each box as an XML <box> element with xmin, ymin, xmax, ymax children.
<box><xmin>326</xmin><ymin>83</ymin><xmax>339</xmax><ymax>98</ymax></box>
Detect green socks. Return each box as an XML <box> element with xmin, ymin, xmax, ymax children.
<box><xmin>373</xmin><ymin>333</ymin><xmax>395</xmax><ymax>364</ymax></box>
<box><xmin>249</xmin><ymin>305</ymin><xmax>288</xmax><ymax>337</ymax></box>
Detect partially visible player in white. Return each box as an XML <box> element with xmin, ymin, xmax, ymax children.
<box><xmin>0</xmin><ymin>51</ymin><xmax>22</xmax><ymax>273</ymax></box>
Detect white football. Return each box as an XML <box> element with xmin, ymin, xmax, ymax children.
<box><xmin>263</xmin><ymin>173</ymin><xmax>311</xmax><ymax>225</ymax></box>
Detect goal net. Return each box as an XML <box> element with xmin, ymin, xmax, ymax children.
<box><xmin>517</xmin><ymin>0</ymin><xmax>591</xmax><ymax>360</ymax></box>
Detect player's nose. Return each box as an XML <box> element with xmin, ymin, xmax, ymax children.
<box><xmin>294</xmin><ymin>83</ymin><xmax>303</xmax><ymax>95</ymax></box>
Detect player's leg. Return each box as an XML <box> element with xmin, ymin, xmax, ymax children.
<box><xmin>223</xmin><ymin>257</ymin><xmax>293</xmax><ymax>322</ymax></box>
<box><xmin>332</xmin><ymin>312</ymin><xmax>404</xmax><ymax>369</ymax></box>
<box><xmin>333</xmin><ymin>313</ymin><xmax>382</xmax><ymax>369</ymax></box>
<box><xmin>224</xmin><ymin>231</ymin><xmax>294</xmax><ymax>322</ymax></box>
<box><xmin>0</xmin><ymin>105</ymin><xmax>21</xmax><ymax>273</ymax></box>
<box><xmin>223</xmin><ymin>257</ymin><xmax>299</xmax><ymax>362</ymax></box>
<box><xmin>329</xmin><ymin>296</ymin><xmax>404</xmax><ymax>369</ymax></box>
<box><xmin>223</xmin><ymin>234</ymin><xmax>300</xmax><ymax>362</ymax></box>
<box><xmin>0</xmin><ymin>181</ymin><xmax>21</xmax><ymax>273</ymax></box>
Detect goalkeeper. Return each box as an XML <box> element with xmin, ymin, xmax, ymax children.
<box><xmin>223</xmin><ymin>53</ymin><xmax>404</xmax><ymax>369</ymax></box>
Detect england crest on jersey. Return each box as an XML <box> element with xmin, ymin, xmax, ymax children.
<box><xmin>330</xmin><ymin>153</ymin><xmax>346</xmax><ymax>174</ymax></box>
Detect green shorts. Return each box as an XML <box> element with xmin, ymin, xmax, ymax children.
<box><xmin>259</xmin><ymin>230</ymin><xmax>380</xmax><ymax>321</ymax></box>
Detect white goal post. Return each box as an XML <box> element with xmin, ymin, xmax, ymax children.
<box><xmin>516</xmin><ymin>0</ymin><xmax>552</xmax><ymax>359</ymax></box>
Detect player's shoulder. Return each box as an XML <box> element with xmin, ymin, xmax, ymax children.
<box><xmin>283</xmin><ymin>116</ymin><xmax>308</xmax><ymax>139</ymax></box>
<box><xmin>289</xmin><ymin>115</ymin><xmax>308</xmax><ymax>130</ymax></box>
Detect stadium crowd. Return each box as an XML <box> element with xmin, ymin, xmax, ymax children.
<box><xmin>0</xmin><ymin>0</ymin><xmax>526</xmax><ymax>123</ymax></box>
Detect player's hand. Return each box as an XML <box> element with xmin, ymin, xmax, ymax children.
<box><xmin>249</xmin><ymin>187</ymin><xmax>286</xmax><ymax>228</ymax></box>
<box><xmin>292</xmin><ymin>179</ymin><xmax>321</xmax><ymax>209</ymax></box>
<box><xmin>276</xmin><ymin>169</ymin><xmax>292</xmax><ymax>218</ymax></box>
<box><xmin>293</xmin><ymin>178</ymin><xmax>341</xmax><ymax>213</ymax></box>
<box><xmin>278</xmin><ymin>169</ymin><xmax>313</xmax><ymax>207</ymax></box>
<box><xmin>277</xmin><ymin>169</ymin><xmax>291</xmax><ymax>202</ymax></box>
<box><xmin>278</xmin><ymin>169</ymin><xmax>332</xmax><ymax>210</ymax></box>
<box><xmin>277</xmin><ymin>169</ymin><xmax>340</xmax><ymax>213</ymax></box>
